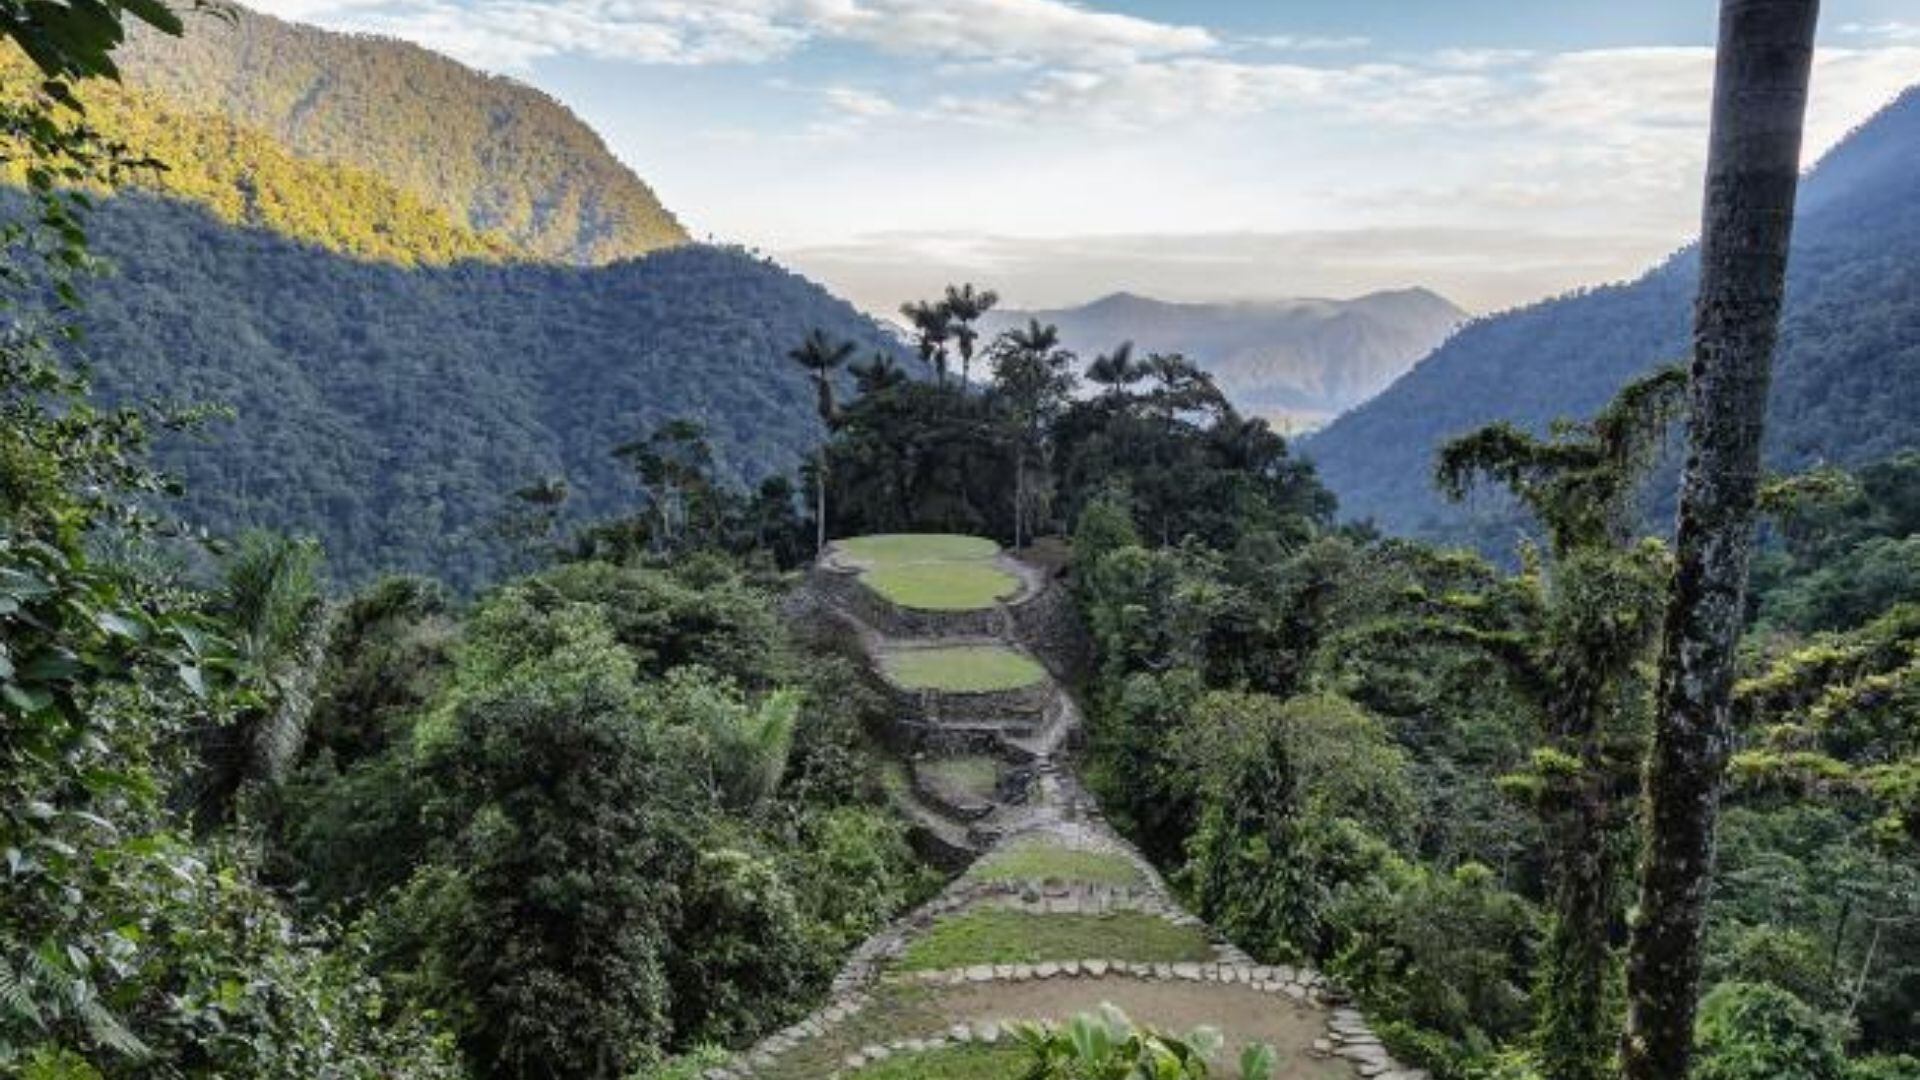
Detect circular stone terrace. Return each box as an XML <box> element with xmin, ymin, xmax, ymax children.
<box><xmin>828</xmin><ymin>534</ymin><xmax>1041</xmax><ymax>612</ymax></box>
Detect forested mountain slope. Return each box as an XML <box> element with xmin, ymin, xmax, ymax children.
<box><xmin>1306</xmin><ymin>85</ymin><xmax>1920</xmax><ymax>541</ymax></box>
<box><xmin>118</xmin><ymin>4</ymin><xmax>687</xmax><ymax>263</ymax></box>
<box><xmin>67</xmin><ymin>193</ymin><xmax>907</xmax><ymax>588</ymax></box>
<box><xmin>987</xmin><ymin>288</ymin><xmax>1463</xmax><ymax>430</ymax></box>
<box><xmin>0</xmin><ymin>51</ymin><xmax>511</xmax><ymax>265</ymax></box>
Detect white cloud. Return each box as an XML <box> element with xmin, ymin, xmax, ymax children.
<box><xmin>245</xmin><ymin>0</ymin><xmax>1214</xmax><ymax>70</ymax></box>
<box><xmin>904</xmin><ymin>42</ymin><xmax>1920</xmax><ymax>160</ymax></box>
<box><xmin>1841</xmin><ymin>21</ymin><xmax>1920</xmax><ymax>43</ymax></box>
<box><xmin>1244</xmin><ymin>34</ymin><xmax>1371</xmax><ymax>53</ymax></box>
<box><xmin>799</xmin><ymin>0</ymin><xmax>1213</xmax><ymax>65</ymax></box>
<box><xmin>821</xmin><ymin>85</ymin><xmax>897</xmax><ymax>119</ymax></box>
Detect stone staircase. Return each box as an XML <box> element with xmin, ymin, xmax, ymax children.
<box><xmin>737</xmin><ymin>540</ymin><xmax>1426</xmax><ymax>1079</ymax></box>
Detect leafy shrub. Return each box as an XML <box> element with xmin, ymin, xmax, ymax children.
<box><xmin>1695</xmin><ymin>982</ymin><xmax>1850</xmax><ymax>1080</ymax></box>
<box><xmin>1011</xmin><ymin>1004</ymin><xmax>1275</xmax><ymax>1080</ymax></box>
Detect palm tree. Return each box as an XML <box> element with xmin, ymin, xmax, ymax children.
<box><xmin>850</xmin><ymin>351</ymin><xmax>909</xmax><ymax>395</ymax></box>
<box><xmin>994</xmin><ymin>319</ymin><xmax>1075</xmax><ymax>549</ymax></box>
<box><xmin>899</xmin><ymin>299</ymin><xmax>953</xmax><ymax>386</ymax></box>
<box><xmin>1085</xmin><ymin>341</ymin><xmax>1141</xmax><ymax>400</ymax></box>
<box><xmin>195</xmin><ymin>531</ymin><xmax>327</xmax><ymax>826</ymax></box>
<box><xmin>1622</xmin><ymin>3</ymin><xmax>1821</xmax><ymax>1077</ymax></box>
<box><xmin>943</xmin><ymin>282</ymin><xmax>1000</xmax><ymax>391</ymax></box>
<box><xmin>788</xmin><ymin>329</ymin><xmax>857</xmax><ymax>556</ymax></box>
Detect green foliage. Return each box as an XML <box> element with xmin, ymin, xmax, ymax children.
<box><xmin>55</xmin><ymin>194</ymin><xmax>906</xmax><ymax>589</ymax></box>
<box><xmin>1694</xmin><ymin>982</ymin><xmax>1851</xmax><ymax>1080</ymax></box>
<box><xmin>1010</xmin><ymin>1005</ymin><xmax>1268</xmax><ymax>1080</ymax></box>
<box><xmin>666</xmin><ymin>846</ymin><xmax>816</xmax><ymax>1048</ymax></box>
<box><xmin>260</xmin><ymin>557</ymin><xmax>932</xmax><ymax>1075</ymax></box>
<box><xmin>427</xmin><ymin>623</ymin><xmax>678</xmax><ymax>1076</ymax></box>
<box><xmin>1328</xmin><ymin>862</ymin><xmax>1539</xmax><ymax>1073</ymax></box>
<box><xmin>2</xmin><ymin>11</ymin><xmax>452</xmax><ymax>1072</ymax></box>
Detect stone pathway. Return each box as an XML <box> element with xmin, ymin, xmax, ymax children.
<box><xmin>731</xmin><ymin>541</ymin><xmax>1426</xmax><ymax>1079</ymax></box>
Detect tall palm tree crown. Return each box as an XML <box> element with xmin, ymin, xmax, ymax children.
<box><xmin>943</xmin><ymin>283</ymin><xmax>1000</xmax><ymax>389</ymax></box>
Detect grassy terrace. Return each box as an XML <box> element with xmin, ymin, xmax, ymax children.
<box><xmin>883</xmin><ymin>645</ymin><xmax>1046</xmax><ymax>693</ymax></box>
<box><xmin>895</xmin><ymin>910</ymin><xmax>1213</xmax><ymax>972</ymax></box>
<box><xmin>839</xmin><ymin>534</ymin><xmax>1001</xmax><ymax>563</ymax></box>
<box><xmin>847</xmin><ymin>1044</ymin><xmax>1025</xmax><ymax>1078</ymax></box>
<box><xmin>918</xmin><ymin>756</ymin><xmax>1003</xmax><ymax>802</ymax></box>
<box><xmin>838</xmin><ymin>533</ymin><xmax>1022</xmax><ymax>611</ymax></box>
<box><xmin>972</xmin><ymin>841</ymin><xmax>1145</xmax><ymax>888</ymax></box>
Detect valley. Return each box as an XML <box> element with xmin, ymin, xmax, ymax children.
<box><xmin>2</xmin><ymin>3</ymin><xmax>1916</xmax><ymax>1080</ymax></box>
<box><xmin>986</xmin><ymin>289</ymin><xmax>1463</xmax><ymax>432</ymax></box>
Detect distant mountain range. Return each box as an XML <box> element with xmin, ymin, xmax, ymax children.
<box><xmin>119</xmin><ymin>5</ymin><xmax>687</xmax><ymax>264</ymax></box>
<box><xmin>984</xmin><ymin>289</ymin><xmax>1464</xmax><ymax>430</ymax></box>
<box><xmin>1306</xmin><ymin>85</ymin><xmax>1920</xmax><ymax>546</ymax></box>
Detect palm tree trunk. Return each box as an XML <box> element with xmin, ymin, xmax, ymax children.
<box><xmin>1014</xmin><ymin>441</ymin><xmax>1026</xmax><ymax>550</ymax></box>
<box><xmin>816</xmin><ymin>448</ymin><xmax>828</xmax><ymax>556</ymax></box>
<box><xmin>1621</xmin><ymin>3</ymin><xmax>1819</xmax><ymax>1076</ymax></box>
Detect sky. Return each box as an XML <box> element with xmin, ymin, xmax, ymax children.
<box><xmin>246</xmin><ymin>0</ymin><xmax>1920</xmax><ymax>315</ymax></box>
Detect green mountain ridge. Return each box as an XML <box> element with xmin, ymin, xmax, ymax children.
<box><xmin>119</xmin><ymin>3</ymin><xmax>688</xmax><ymax>264</ymax></box>
<box><xmin>62</xmin><ymin>192</ymin><xmax>910</xmax><ymax>589</ymax></box>
<box><xmin>1305</xmin><ymin>84</ymin><xmax>1920</xmax><ymax>546</ymax></box>
<box><xmin>2</xmin><ymin>49</ymin><xmax>514</xmax><ymax>265</ymax></box>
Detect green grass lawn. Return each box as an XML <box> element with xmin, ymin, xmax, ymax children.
<box><xmin>847</xmin><ymin>1043</ymin><xmax>1027</xmax><ymax>1079</ymax></box>
<box><xmin>883</xmin><ymin>646</ymin><xmax>1046</xmax><ymax>692</ymax></box>
<box><xmin>895</xmin><ymin>910</ymin><xmax>1214</xmax><ymax>971</ymax></box>
<box><xmin>863</xmin><ymin>562</ymin><xmax>1021</xmax><ymax>611</ymax></box>
<box><xmin>839</xmin><ymin>534</ymin><xmax>1001</xmax><ymax>564</ymax></box>
<box><xmin>972</xmin><ymin>843</ymin><xmax>1144</xmax><ymax>888</ymax></box>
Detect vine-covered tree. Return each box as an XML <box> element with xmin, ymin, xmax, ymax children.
<box><xmin>1433</xmin><ymin>369</ymin><xmax>1686</xmax><ymax>1079</ymax></box>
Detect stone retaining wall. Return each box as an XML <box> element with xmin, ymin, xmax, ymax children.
<box><xmin>1004</xmin><ymin>570</ymin><xmax>1093</xmax><ymax>682</ymax></box>
<box><xmin>807</xmin><ymin>564</ymin><xmax>1011</xmax><ymax>639</ymax></box>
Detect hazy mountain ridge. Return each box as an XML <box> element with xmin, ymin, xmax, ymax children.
<box><xmin>1306</xmin><ymin>84</ymin><xmax>1920</xmax><ymax>543</ymax></box>
<box><xmin>119</xmin><ymin>5</ymin><xmax>688</xmax><ymax>264</ymax></box>
<box><xmin>985</xmin><ymin>287</ymin><xmax>1464</xmax><ymax>429</ymax></box>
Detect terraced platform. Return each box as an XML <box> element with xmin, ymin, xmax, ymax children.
<box><xmin>748</xmin><ymin>536</ymin><xmax>1426</xmax><ymax>1079</ymax></box>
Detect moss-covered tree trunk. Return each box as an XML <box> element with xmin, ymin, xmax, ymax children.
<box><xmin>1622</xmin><ymin>2</ymin><xmax>1819</xmax><ymax>1076</ymax></box>
<box><xmin>1539</xmin><ymin>763</ymin><xmax>1617</xmax><ymax>1080</ymax></box>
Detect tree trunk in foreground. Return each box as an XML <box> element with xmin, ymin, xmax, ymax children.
<box><xmin>1621</xmin><ymin>2</ymin><xmax>1819</xmax><ymax>1076</ymax></box>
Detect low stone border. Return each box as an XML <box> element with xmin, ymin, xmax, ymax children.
<box><xmin>704</xmin><ymin>964</ymin><xmax>1426</xmax><ymax>1080</ymax></box>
